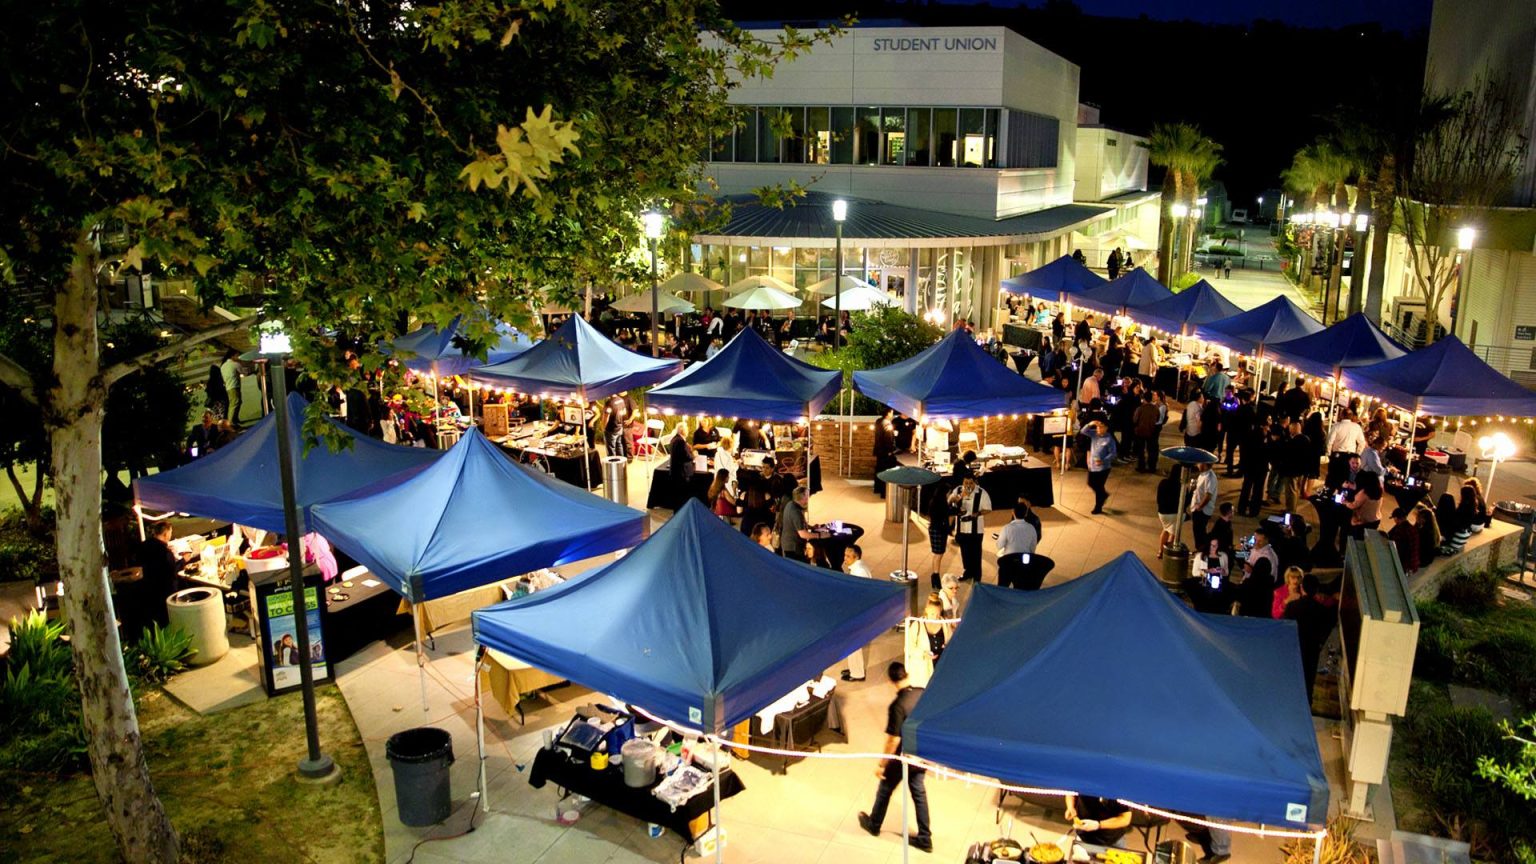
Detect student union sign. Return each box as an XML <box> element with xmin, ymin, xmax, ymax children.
<box><xmin>871</xmin><ymin>36</ymin><xmax>999</xmax><ymax>52</ymax></box>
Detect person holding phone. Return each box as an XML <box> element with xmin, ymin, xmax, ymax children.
<box><xmin>1190</xmin><ymin>538</ymin><xmax>1229</xmax><ymax>590</ymax></box>
<box><xmin>996</xmin><ymin>501</ymin><xmax>1041</xmax><ymax>590</ymax></box>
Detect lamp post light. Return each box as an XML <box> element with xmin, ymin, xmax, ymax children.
<box><xmin>832</xmin><ymin>199</ymin><xmax>847</xmax><ymax>348</ymax></box>
<box><xmin>1169</xmin><ymin>202</ymin><xmax>1189</xmax><ymax>281</ymax></box>
<box><xmin>1478</xmin><ymin>431</ymin><xmax>1516</xmax><ymax>502</ymax></box>
<box><xmin>1347</xmin><ymin>213</ymin><xmax>1369</xmax><ymax>316</ymax></box>
<box><xmin>642</xmin><ymin>210</ymin><xmax>666</xmax><ymax>357</ymax></box>
<box><xmin>1452</xmin><ymin>226</ymin><xmax>1476</xmax><ymax>341</ymax></box>
<box><xmin>260</xmin><ymin>322</ymin><xmax>336</xmax><ymax>782</ymax></box>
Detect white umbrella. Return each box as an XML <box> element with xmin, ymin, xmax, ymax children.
<box><xmin>659</xmin><ymin>272</ymin><xmax>726</xmax><ymax>295</ymax></box>
<box><xmin>611</xmin><ymin>288</ymin><xmax>695</xmax><ymax>314</ymax></box>
<box><xmin>1099</xmin><ymin>228</ymin><xmax>1156</xmax><ymax>251</ymax></box>
<box><xmin>820</xmin><ymin>281</ymin><xmax>894</xmax><ymax>311</ymax></box>
<box><xmin>804</xmin><ymin>274</ymin><xmax>876</xmax><ymax>296</ymax></box>
<box><xmin>723</xmin><ymin>283</ymin><xmax>802</xmax><ymax>310</ymax></box>
<box><xmin>533</xmin><ymin>286</ymin><xmax>574</xmax><ymax>315</ymax></box>
<box><xmin>726</xmin><ymin>274</ymin><xmax>797</xmax><ymax>295</ymax></box>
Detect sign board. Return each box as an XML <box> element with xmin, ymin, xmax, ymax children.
<box><xmin>1515</xmin><ymin>325</ymin><xmax>1536</xmax><ymax>341</ymax></box>
<box><xmin>256</xmin><ymin>575</ymin><xmax>332</xmax><ymax>696</ymax></box>
<box><xmin>483</xmin><ymin>402</ymin><xmax>510</xmax><ymax>437</ymax></box>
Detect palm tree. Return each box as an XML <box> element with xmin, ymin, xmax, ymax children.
<box><xmin>1146</xmin><ymin>123</ymin><xmax>1223</xmax><ymax>286</ymax></box>
<box><xmin>1281</xmin><ymin>143</ymin><xmax>1353</xmax><ymax>308</ymax></box>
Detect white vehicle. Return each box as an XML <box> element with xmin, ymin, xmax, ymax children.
<box><xmin>1230</xmin><ymin>208</ymin><xmax>1249</xmax><ymax>224</ymax></box>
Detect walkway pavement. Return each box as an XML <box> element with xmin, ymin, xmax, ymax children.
<box><xmin>335</xmin><ymin>420</ymin><xmax>1536</xmax><ymax>864</ymax></box>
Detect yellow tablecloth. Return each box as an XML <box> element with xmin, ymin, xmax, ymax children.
<box><xmin>480</xmin><ymin>648</ymin><xmax>566</xmax><ymax>716</ymax></box>
<box><xmin>396</xmin><ymin>582</ymin><xmax>509</xmax><ymax>634</ymax></box>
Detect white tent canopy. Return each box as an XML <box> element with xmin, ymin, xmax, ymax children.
<box><xmin>804</xmin><ymin>274</ymin><xmax>876</xmax><ymax>296</ymax></box>
<box><xmin>611</xmin><ymin>288</ymin><xmax>695</xmax><ymax>314</ymax></box>
<box><xmin>820</xmin><ymin>281</ymin><xmax>895</xmax><ymax>311</ymax></box>
<box><xmin>723</xmin><ymin>283</ymin><xmax>801</xmax><ymax>310</ymax></box>
<box><xmin>726</xmin><ymin>274</ymin><xmax>797</xmax><ymax>295</ymax></box>
<box><xmin>660</xmin><ymin>271</ymin><xmax>727</xmax><ymax>295</ymax></box>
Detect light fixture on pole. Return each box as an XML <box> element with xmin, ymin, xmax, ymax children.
<box><xmin>832</xmin><ymin>199</ymin><xmax>847</xmax><ymax>348</ymax></box>
<box><xmin>642</xmin><ymin>210</ymin><xmax>666</xmax><ymax>358</ymax></box>
<box><xmin>1452</xmin><ymin>226</ymin><xmax>1476</xmax><ymax>339</ymax></box>
<box><xmin>1478</xmin><ymin>431</ymin><xmax>1516</xmax><ymax>502</ymax></box>
<box><xmin>259</xmin><ymin>321</ymin><xmax>337</xmax><ymax>782</ymax></box>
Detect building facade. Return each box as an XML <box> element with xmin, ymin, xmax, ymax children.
<box><xmin>689</xmin><ymin>24</ymin><xmax>1157</xmax><ymax>329</ymax></box>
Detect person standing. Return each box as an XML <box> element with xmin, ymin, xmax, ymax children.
<box><xmin>995</xmin><ymin>501</ymin><xmax>1041</xmax><ymax>590</ymax></box>
<box><xmin>1280</xmin><ymin>421</ymin><xmax>1313</xmax><ymax>513</ymax></box>
<box><xmin>1132</xmin><ymin>393</ymin><xmax>1161</xmax><ymax>473</ymax></box>
<box><xmin>873</xmin><ymin>409</ymin><xmax>899</xmax><ymax>498</ymax></box>
<box><xmin>858</xmin><ymin>662</ymin><xmax>933</xmax><ymax>853</ymax></box>
<box><xmin>949</xmin><ymin>470</ymin><xmax>991</xmax><ymax>582</ymax></box>
<box><xmin>777</xmin><ymin>485</ymin><xmax>812</xmax><ymax>561</ymax></box>
<box><xmin>132</xmin><ymin>521</ymin><xmax>181</xmax><ymax>634</ymax></box>
<box><xmin>602</xmin><ymin>393</ymin><xmax>632</xmax><ymax>459</ymax></box>
<box><xmin>1200</xmin><ymin>362</ymin><xmax>1231</xmax><ymax>402</ymax></box>
<box><xmin>1156</xmin><ymin>465</ymin><xmax>1184</xmax><ymax>558</ymax></box>
<box><xmin>1107</xmin><ymin>247</ymin><xmax>1123</xmax><ymax>280</ymax></box>
<box><xmin>1236</xmin><ymin>411</ymin><xmax>1271</xmax><ymax>516</ymax></box>
<box><xmin>203</xmin><ymin>362</ymin><xmax>228</xmax><ymax>420</ymax></box>
<box><xmin>1325</xmin><ymin>409</ymin><xmax>1367</xmax><ymax>457</ymax></box>
<box><xmin>1078</xmin><ymin>366</ymin><xmax>1104</xmax><ymax>407</ymax></box>
<box><xmin>841</xmin><ymin>545</ymin><xmax>874</xmax><ymax>682</ymax></box>
<box><xmin>220</xmin><ymin>350</ymin><xmax>243</xmax><ymax>428</ymax></box>
<box><xmin>1084</xmin><ymin>420</ymin><xmax>1117</xmax><ymax>515</ymax></box>
<box><xmin>1181</xmin><ymin>392</ymin><xmax>1204</xmax><ymax>448</ymax></box>
<box><xmin>927</xmin><ymin>475</ymin><xmax>953</xmax><ymax>588</ymax></box>
<box><xmin>1189</xmin><ymin>462</ymin><xmax>1218</xmax><ymax>549</ymax></box>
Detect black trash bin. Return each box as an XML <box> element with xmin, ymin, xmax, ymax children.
<box><xmin>386</xmin><ymin>727</ymin><xmax>454</xmax><ymax>827</ymax></box>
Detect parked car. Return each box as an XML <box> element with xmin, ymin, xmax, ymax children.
<box><xmin>1229</xmin><ymin>208</ymin><xmax>1249</xmax><ymax>224</ymax></box>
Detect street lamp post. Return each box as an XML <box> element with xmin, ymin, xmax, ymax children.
<box><xmin>1169</xmin><ymin>203</ymin><xmax>1189</xmax><ymax>282</ymax></box>
<box><xmin>261</xmin><ymin>324</ymin><xmax>336</xmax><ymax>781</ymax></box>
<box><xmin>1453</xmin><ymin>226</ymin><xmax>1476</xmax><ymax>342</ymax></box>
<box><xmin>832</xmin><ymin>199</ymin><xmax>847</xmax><ymax>348</ymax></box>
<box><xmin>642</xmin><ymin>211</ymin><xmax>666</xmax><ymax>357</ymax></box>
<box><xmin>1347</xmin><ymin>213</ymin><xmax>1369</xmax><ymax>316</ymax></box>
<box><xmin>1479</xmin><ymin>432</ymin><xmax>1516</xmax><ymax>502</ymax></box>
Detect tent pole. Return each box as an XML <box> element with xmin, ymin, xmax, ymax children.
<box><xmin>1312</xmin><ymin>831</ymin><xmax>1323</xmax><ymax>864</ymax></box>
<box><xmin>475</xmin><ymin>649</ymin><xmax>489</xmax><ymax>813</ymax></box>
<box><xmin>414</xmin><ymin>605</ymin><xmax>428</xmax><ymax>712</ymax></box>
<box><xmin>900</xmin><ymin>757</ymin><xmax>911</xmax><ymax>864</ymax></box>
<box><xmin>1172</xmin><ymin>468</ymin><xmax>1190</xmax><ymax>552</ymax></box>
<box><xmin>1404</xmin><ymin>403</ymin><xmax>1419</xmax><ymax>478</ymax></box>
<box><xmin>581</xmin><ymin>397</ymin><xmax>592</xmax><ymax>491</ymax></box>
<box><xmin>712</xmin><ymin>740</ymin><xmax>723</xmax><ymax>864</ymax></box>
<box><xmin>1324</xmin><ymin>372</ymin><xmax>1341</xmax><ymax>447</ymax></box>
<box><xmin>135</xmin><ymin>505</ymin><xmax>147</xmax><ymax>542</ymax></box>
<box><xmin>901</xmin><ymin>485</ymin><xmax>911</xmax><ymax>578</ymax></box>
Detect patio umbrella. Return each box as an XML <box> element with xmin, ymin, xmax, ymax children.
<box><xmin>660</xmin><ymin>272</ymin><xmax>726</xmax><ymax>295</ymax></box>
<box><xmin>611</xmin><ymin>288</ymin><xmax>695</xmax><ymax>315</ymax></box>
<box><xmin>726</xmin><ymin>274</ymin><xmax>797</xmax><ymax>295</ymax></box>
<box><xmin>877</xmin><ymin>465</ymin><xmax>942</xmax><ymax>584</ymax></box>
<box><xmin>804</xmin><ymin>274</ymin><xmax>875</xmax><ymax>296</ymax></box>
<box><xmin>820</xmin><ymin>281</ymin><xmax>894</xmax><ymax>311</ymax></box>
<box><xmin>723</xmin><ymin>283</ymin><xmax>802</xmax><ymax>311</ymax></box>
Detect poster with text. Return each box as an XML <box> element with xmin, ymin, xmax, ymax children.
<box><xmin>259</xmin><ymin>581</ymin><xmax>331</xmax><ymax>695</ymax></box>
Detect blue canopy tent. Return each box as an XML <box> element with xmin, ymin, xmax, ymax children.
<box><xmin>1265</xmin><ymin>312</ymin><xmax>1407</xmax><ymax>382</ymax></box>
<box><xmin>134</xmin><ymin>393</ymin><xmax>440</xmax><ymax>534</ymax></box>
<box><xmin>1072</xmin><ymin>267</ymin><xmax>1173</xmax><ymax>318</ymax></box>
<box><xmin>852</xmin><ymin>330</ymin><xmax>1068</xmax><ymax>420</ymax></box>
<box><xmin>905</xmin><ymin>552</ymin><xmax>1328</xmax><ymax>828</ymax></box>
<box><xmin>472</xmin><ymin>498</ymin><xmax>906</xmax><ymax>730</ymax></box>
<box><xmin>999</xmin><ymin>255</ymin><xmax>1106</xmax><ymax>302</ymax></box>
<box><xmin>645</xmin><ymin>328</ymin><xmax>842</xmax><ymax>422</ymax></box>
<box><xmin>1194</xmin><ymin>295</ymin><xmax>1324</xmax><ymax>358</ymax></box>
<box><xmin>310</xmin><ymin>428</ymin><xmax>645</xmax><ymax>603</ymax></box>
<box><xmin>468</xmin><ymin>314</ymin><xmax>679</xmax><ymax>402</ymax></box>
<box><xmin>388</xmin><ymin>316</ymin><xmax>535</xmax><ymax>377</ymax></box>
<box><xmin>1129</xmin><ymin>279</ymin><xmax>1244</xmax><ymax>337</ymax></box>
<box><xmin>1339</xmin><ymin>334</ymin><xmax>1536</xmax><ymax>423</ymax></box>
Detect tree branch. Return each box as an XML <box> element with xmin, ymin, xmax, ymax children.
<box><xmin>102</xmin><ymin>314</ymin><xmax>260</xmax><ymax>387</ymax></box>
<box><xmin>0</xmin><ymin>351</ymin><xmax>38</xmax><ymax>406</ymax></box>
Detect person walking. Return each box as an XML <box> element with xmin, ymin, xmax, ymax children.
<box><xmin>1084</xmin><ymin>420</ymin><xmax>1117</xmax><ymax>515</ymax></box>
<box><xmin>949</xmin><ymin>469</ymin><xmax>991</xmax><ymax>582</ymax></box>
<box><xmin>857</xmin><ymin>662</ymin><xmax>933</xmax><ymax>853</ymax></box>
<box><xmin>1189</xmin><ymin>462</ymin><xmax>1218</xmax><ymax>549</ymax></box>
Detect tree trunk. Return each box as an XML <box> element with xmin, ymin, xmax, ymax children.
<box><xmin>49</xmin><ymin>234</ymin><xmax>180</xmax><ymax>863</ymax></box>
<box><xmin>1156</xmin><ymin>183</ymin><xmax>1177</xmax><ymax>287</ymax></box>
<box><xmin>1364</xmin><ymin>158</ymin><xmax>1396</xmax><ymax>324</ymax></box>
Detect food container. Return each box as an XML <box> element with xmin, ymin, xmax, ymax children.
<box><xmin>621</xmin><ymin>739</ymin><xmax>659</xmax><ymax>787</ymax></box>
<box><xmin>1022</xmin><ymin>841</ymin><xmax>1064</xmax><ymax>864</ymax></box>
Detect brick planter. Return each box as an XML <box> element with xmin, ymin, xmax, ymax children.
<box><xmin>811</xmin><ymin>415</ymin><xmax>1029</xmax><ymax>479</ymax></box>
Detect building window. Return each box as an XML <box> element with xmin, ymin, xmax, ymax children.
<box><xmin>757</xmin><ymin>107</ymin><xmax>783</xmax><ymax>164</ymax></box>
<box><xmin>855</xmin><ymin>107</ymin><xmax>880</xmax><ymax>166</ymax></box>
<box><xmin>782</xmin><ymin>107</ymin><xmax>807</xmax><ymax>164</ymax></box>
<box><xmin>1004</xmin><ymin>110</ymin><xmax>1059</xmax><ymax>169</ymax></box>
<box><xmin>1105</xmin><ymin>137</ymin><xmax>1118</xmax><ymax>147</ymax></box>
<box><xmin>933</xmin><ymin>108</ymin><xmax>958</xmax><ymax>167</ymax></box>
<box><xmin>880</xmin><ymin>107</ymin><xmax>906</xmax><ymax>166</ymax></box>
<box><xmin>959</xmin><ymin>109</ymin><xmax>986</xmax><ymax>168</ymax></box>
<box><xmin>906</xmin><ymin>108</ymin><xmax>931</xmax><ymax>167</ymax></box>
<box><xmin>806</xmin><ymin>107</ymin><xmax>831</xmax><ymax>165</ymax></box>
<box><xmin>733</xmin><ymin>109</ymin><xmax>758</xmax><ymax>163</ymax></box>
<box><xmin>830</xmin><ymin>107</ymin><xmax>854</xmax><ymax>164</ymax></box>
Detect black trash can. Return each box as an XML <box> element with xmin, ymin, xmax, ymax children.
<box><xmin>386</xmin><ymin>727</ymin><xmax>454</xmax><ymax>827</ymax></box>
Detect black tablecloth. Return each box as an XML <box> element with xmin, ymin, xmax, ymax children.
<box><xmin>977</xmin><ymin>463</ymin><xmax>1055</xmax><ymax>508</ymax></box>
<box><xmin>1003</xmin><ymin>323</ymin><xmax>1045</xmax><ymax>351</ymax></box>
<box><xmin>322</xmin><ymin>576</ymin><xmax>405</xmax><ymax>662</ymax></box>
<box><xmin>751</xmin><ymin>690</ymin><xmax>837</xmax><ymax>773</ymax></box>
<box><xmin>1153</xmin><ymin>365</ymin><xmax>1180</xmax><ymax>397</ymax></box>
<box><xmin>647</xmin><ymin>465</ymin><xmax>714</xmax><ymax>510</ymax></box>
<box><xmin>807</xmin><ymin>524</ymin><xmax>865</xmax><ymax>570</ymax></box>
<box><xmin>529</xmin><ymin>747</ymin><xmax>745</xmax><ymax>841</ymax></box>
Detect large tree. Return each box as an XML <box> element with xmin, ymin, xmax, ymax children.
<box><xmin>0</xmin><ymin>1</ymin><xmax>824</xmax><ymax>860</ymax></box>
<box><xmin>1397</xmin><ymin>75</ymin><xmax>1528</xmax><ymax>343</ymax></box>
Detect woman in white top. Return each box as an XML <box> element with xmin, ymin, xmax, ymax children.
<box><xmin>714</xmin><ymin>434</ymin><xmax>738</xmax><ymax>483</ymax></box>
<box><xmin>1189</xmin><ymin>538</ymin><xmax>1230</xmax><ymax>587</ymax></box>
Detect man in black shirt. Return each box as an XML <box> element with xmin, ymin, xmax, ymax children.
<box><xmin>1065</xmin><ymin>793</ymin><xmax>1133</xmax><ymax>848</ymax></box>
<box><xmin>132</xmin><ymin>521</ymin><xmax>181</xmax><ymax>634</ymax></box>
<box><xmin>858</xmin><ymin>662</ymin><xmax>932</xmax><ymax>853</ymax></box>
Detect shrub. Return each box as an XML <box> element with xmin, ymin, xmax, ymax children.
<box><xmin>0</xmin><ymin>611</ymin><xmax>85</xmax><ymax>774</ymax></box>
<box><xmin>127</xmin><ymin>623</ymin><xmax>196</xmax><ymax>683</ymax></box>
<box><xmin>1439</xmin><ymin>567</ymin><xmax>1502</xmax><ymax>612</ymax></box>
<box><xmin>1198</xmin><ymin>247</ymin><xmax>1245</xmax><ymax>257</ymax></box>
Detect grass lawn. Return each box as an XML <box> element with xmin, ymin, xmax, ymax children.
<box><xmin>0</xmin><ymin>683</ymin><xmax>383</xmax><ymax>863</ymax></box>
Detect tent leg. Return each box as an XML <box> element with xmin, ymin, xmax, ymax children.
<box><xmin>475</xmin><ymin>650</ymin><xmax>489</xmax><ymax>813</ymax></box>
<box><xmin>135</xmin><ymin>506</ymin><xmax>147</xmax><ymax>542</ymax></box>
<box><xmin>1312</xmin><ymin>832</ymin><xmax>1323</xmax><ymax>864</ymax></box>
<box><xmin>1324</xmin><ymin>375</ymin><xmax>1340</xmax><ymax>447</ymax></box>
<box><xmin>581</xmin><ymin>401</ymin><xmax>592</xmax><ymax>491</ymax></box>
<box><xmin>712</xmin><ymin>743</ymin><xmax>723</xmax><ymax>864</ymax></box>
<box><xmin>900</xmin><ymin>758</ymin><xmax>911</xmax><ymax>864</ymax></box>
<box><xmin>414</xmin><ymin>605</ymin><xmax>429</xmax><ymax>713</ymax></box>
